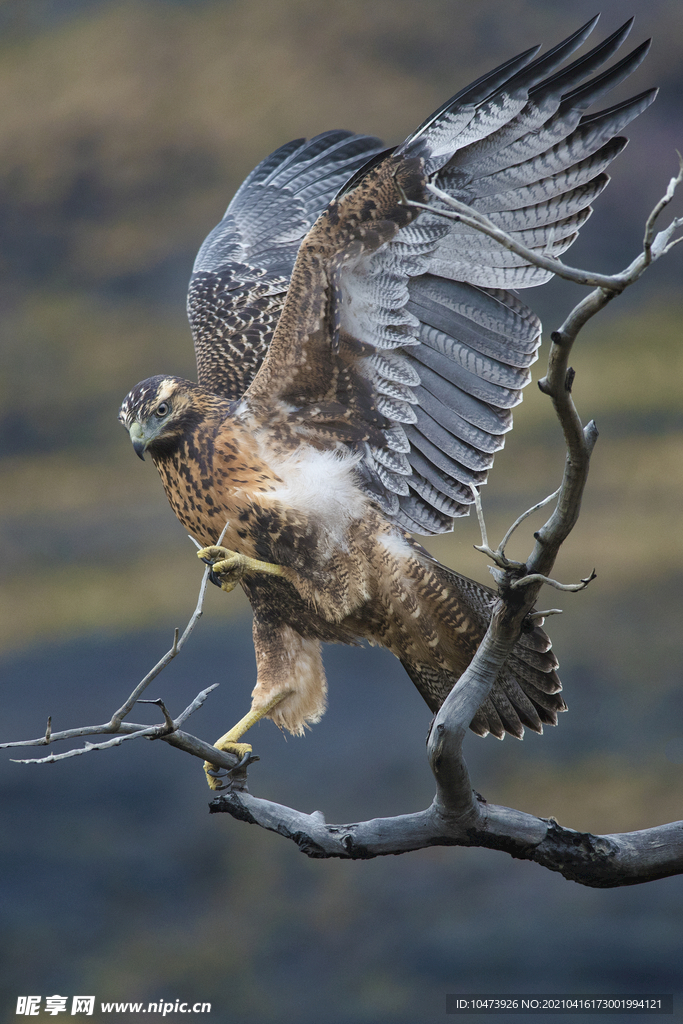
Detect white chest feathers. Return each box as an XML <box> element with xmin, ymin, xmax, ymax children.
<box><xmin>266</xmin><ymin>447</ymin><xmax>368</xmax><ymax>550</ymax></box>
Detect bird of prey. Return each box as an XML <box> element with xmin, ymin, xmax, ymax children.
<box><xmin>120</xmin><ymin>19</ymin><xmax>654</xmax><ymax>788</ymax></box>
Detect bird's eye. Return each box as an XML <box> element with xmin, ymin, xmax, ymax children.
<box><xmin>155</xmin><ymin>402</ymin><xmax>169</xmax><ymax>417</ymax></box>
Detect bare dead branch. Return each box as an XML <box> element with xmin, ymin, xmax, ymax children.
<box><xmin>508</xmin><ymin>570</ymin><xmax>596</xmax><ymax>593</ymax></box>
<box><xmin>473</xmin><ymin>488</ymin><xmax>560</xmax><ymax>570</ymax></box>
<box><xmin>211</xmin><ymin>791</ymin><xmax>683</xmax><ymax>887</ymax></box>
<box><xmin>8</xmin><ymin>683</ymin><xmax>222</xmax><ymax>766</ymax></box>
<box><xmin>420</xmin><ymin>186</ymin><xmax>629</xmax><ymax>291</ymax></box>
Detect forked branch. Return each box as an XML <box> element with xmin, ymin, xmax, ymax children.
<box><xmin>1</xmin><ymin>524</ymin><xmax>251</xmax><ymax>783</ymax></box>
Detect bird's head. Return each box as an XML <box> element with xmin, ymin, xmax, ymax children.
<box><xmin>119</xmin><ymin>375</ymin><xmax>200</xmax><ymax>461</ymax></box>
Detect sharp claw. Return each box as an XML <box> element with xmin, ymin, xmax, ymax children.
<box><xmin>204</xmin><ymin>735</ymin><xmax>257</xmax><ymax>789</ymax></box>
<box><xmin>235</xmin><ymin>751</ymin><xmax>260</xmax><ymax>770</ymax></box>
<box><xmin>204</xmin><ymin>751</ymin><xmax>259</xmax><ymax>791</ymax></box>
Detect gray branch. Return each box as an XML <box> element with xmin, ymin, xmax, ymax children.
<box><xmin>210</xmin><ymin>791</ymin><xmax>683</xmax><ymax>887</ymax></box>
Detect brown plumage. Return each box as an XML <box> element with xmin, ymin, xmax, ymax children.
<box><xmin>119</xmin><ymin>20</ymin><xmax>654</xmax><ymax>775</ymax></box>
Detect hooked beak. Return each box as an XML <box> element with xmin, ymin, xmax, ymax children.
<box><xmin>128</xmin><ymin>421</ymin><xmax>147</xmax><ymax>461</ymax></box>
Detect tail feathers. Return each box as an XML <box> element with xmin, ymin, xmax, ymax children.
<box><xmin>517</xmin><ymin>619</ymin><xmax>554</xmax><ymax>653</ymax></box>
<box><xmin>510</xmin><ymin>642</ymin><xmax>558</xmax><ymax>673</ymax></box>
<box><xmin>401</xmin><ymin>597</ymin><xmax>566</xmax><ymax>740</ymax></box>
<box><xmin>509</xmin><ymin>653</ymin><xmax>562</xmax><ymax>695</ymax></box>
<box><xmin>471</xmin><ymin>696</ymin><xmax>510</xmax><ymax>740</ymax></box>
<box><xmin>396</xmin><ymin>556</ymin><xmax>566</xmax><ymax>739</ymax></box>
<box><xmin>469</xmin><ymin>657</ymin><xmax>567</xmax><ymax>741</ymax></box>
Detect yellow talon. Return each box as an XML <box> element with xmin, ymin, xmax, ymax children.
<box><xmin>198</xmin><ymin>545</ymin><xmax>283</xmax><ymax>593</ymax></box>
<box><xmin>202</xmin><ymin>691</ymin><xmax>292</xmax><ymax>790</ymax></box>
<box><xmin>204</xmin><ymin>741</ymin><xmax>253</xmax><ymax>790</ymax></box>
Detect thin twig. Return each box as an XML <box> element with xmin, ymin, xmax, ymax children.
<box><xmin>473</xmin><ymin>491</ymin><xmax>489</xmax><ymax>550</ymax></box>
<box><xmin>11</xmin><ymin>724</ymin><xmax>165</xmax><ymax>764</ymax></box>
<box><xmin>109</xmin><ymin>520</ymin><xmax>230</xmax><ymax>729</ymax></box>
<box><xmin>108</xmin><ymin>561</ymin><xmax>210</xmax><ymax>729</ymax></box>
<box><xmin>644</xmin><ymin>152</ymin><xmax>683</xmax><ymax>260</ymax></box>
<box><xmin>138</xmin><ymin>698</ymin><xmax>175</xmax><ymax>730</ymax></box>
<box><xmin>0</xmin><ymin>723</ymin><xmax>146</xmax><ymax>749</ymax></box>
<box><xmin>498</xmin><ymin>487</ymin><xmax>561</xmax><ymax>557</ymax></box>
<box><xmin>405</xmin><ymin>167</ymin><xmax>682</xmax><ymax>298</ymax></box>
<box><xmin>473</xmin><ymin>488</ymin><xmax>561</xmax><ymax>570</ymax></box>
<box><xmin>7</xmin><ymin>683</ymin><xmax>223</xmax><ymax>765</ymax></box>
<box><xmin>421</xmin><ymin>186</ymin><xmax>628</xmax><ymax>291</ymax></box>
<box><xmin>527</xmin><ymin>609</ymin><xmax>563</xmax><ymax>625</ymax></box>
<box><xmin>174</xmin><ymin>684</ymin><xmax>220</xmax><ymax>727</ymax></box>
<box><xmin>509</xmin><ymin>569</ymin><xmax>597</xmax><ymax>592</ymax></box>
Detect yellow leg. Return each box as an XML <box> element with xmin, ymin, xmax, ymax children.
<box><xmin>198</xmin><ymin>545</ymin><xmax>284</xmax><ymax>593</ymax></box>
<box><xmin>204</xmin><ymin>690</ymin><xmax>291</xmax><ymax>790</ymax></box>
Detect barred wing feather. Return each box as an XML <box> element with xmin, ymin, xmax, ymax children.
<box><xmin>196</xmin><ymin>19</ymin><xmax>655</xmax><ymax>535</ymax></box>
<box><xmin>332</xmin><ymin>19</ymin><xmax>655</xmax><ymax>533</ymax></box>
<box><xmin>188</xmin><ymin>131</ymin><xmax>385</xmax><ymax>400</ymax></box>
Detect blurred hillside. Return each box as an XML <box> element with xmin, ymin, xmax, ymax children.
<box><xmin>1</xmin><ymin>4</ymin><xmax>682</xmax><ymax>1021</ymax></box>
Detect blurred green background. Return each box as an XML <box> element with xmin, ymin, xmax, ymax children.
<box><xmin>1</xmin><ymin>1</ymin><xmax>682</xmax><ymax>1021</ymax></box>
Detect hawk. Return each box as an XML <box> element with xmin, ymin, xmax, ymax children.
<box><xmin>119</xmin><ymin>19</ymin><xmax>654</xmax><ymax>788</ymax></box>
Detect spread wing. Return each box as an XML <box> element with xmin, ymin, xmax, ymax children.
<box><xmin>188</xmin><ymin>131</ymin><xmax>386</xmax><ymax>400</ymax></box>
<box><xmin>244</xmin><ymin>18</ymin><xmax>656</xmax><ymax>534</ymax></box>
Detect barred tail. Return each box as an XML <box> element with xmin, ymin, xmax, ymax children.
<box><xmin>401</xmin><ymin>567</ymin><xmax>566</xmax><ymax>740</ymax></box>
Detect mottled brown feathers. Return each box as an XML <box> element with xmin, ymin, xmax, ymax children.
<box><xmin>120</xmin><ymin>370</ymin><xmax>563</xmax><ymax>740</ymax></box>
<box><xmin>189</xmin><ymin>273</ymin><xmax>288</xmax><ymax>401</ymax></box>
<box><xmin>247</xmin><ymin>155</ymin><xmax>426</xmax><ymax>416</ymax></box>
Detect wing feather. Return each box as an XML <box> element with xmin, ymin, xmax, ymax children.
<box><xmin>188</xmin><ymin>131</ymin><xmax>385</xmax><ymax>400</ymax></box>
<box><xmin>201</xmin><ymin>22</ymin><xmax>654</xmax><ymax>534</ymax></box>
